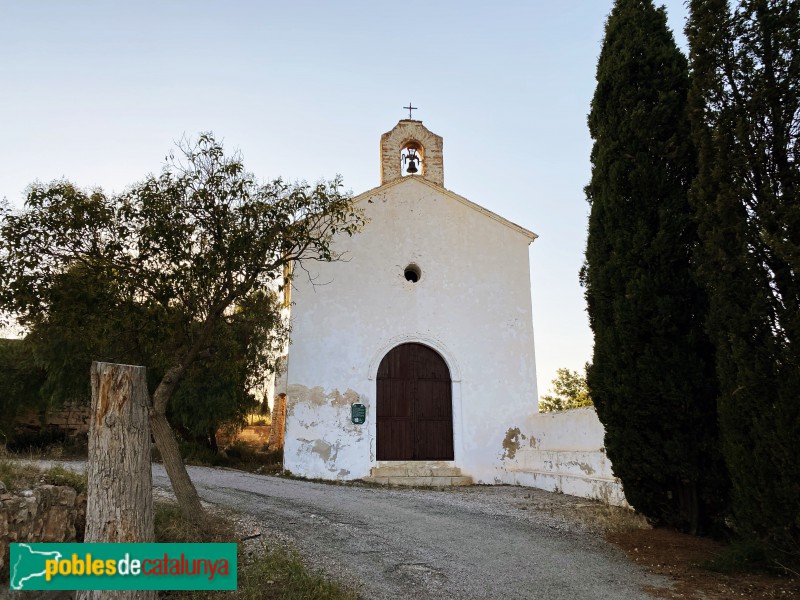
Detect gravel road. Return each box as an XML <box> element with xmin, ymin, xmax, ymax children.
<box><xmin>25</xmin><ymin>461</ymin><xmax>669</xmax><ymax>599</ymax></box>
<box><xmin>154</xmin><ymin>465</ymin><xmax>669</xmax><ymax>600</ymax></box>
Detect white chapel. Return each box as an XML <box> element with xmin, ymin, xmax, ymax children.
<box><xmin>281</xmin><ymin>119</ymin><xmax>540</xmax><ymax>485</ymax></box>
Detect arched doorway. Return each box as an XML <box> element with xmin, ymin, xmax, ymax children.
<box><xmin>376</xmin><ymin>343</ymin><xmax>454</xmax><ymax>461</ymax></box>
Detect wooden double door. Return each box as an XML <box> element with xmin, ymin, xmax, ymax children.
<box><xmin>376</xmin><ymin>343</ymin><xmax>454</xmax><ymax>461</ymax></box>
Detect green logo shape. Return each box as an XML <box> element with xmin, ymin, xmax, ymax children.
<box><xmin>9</xmin><ymin>543</ymin><xmax>237</xmax><ymax>591</ymax></box>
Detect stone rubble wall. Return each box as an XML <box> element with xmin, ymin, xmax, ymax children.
<box><xmin>268</xmin><ymin>393</ymin><xmax>287</xmax><ymax>450</ymax></box>
<box><xmin>0</xmin><ymin>481</ymin><xmax>86</xmax><ymax>575</ymax></box>
<box><xmin>15</xmin><ymin>401</ymin><xmax>91</xmax><ymax>436</ymax></box>
<box><xmin>380</xmin><ymin>120</ymin><xmax>445</xmax><ymax>187</ymax></box>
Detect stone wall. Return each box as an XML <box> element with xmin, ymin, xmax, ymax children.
<box><xmin>499</xmin><ymin>407</ymin><xmax>629</xmax><ymax>507</ymax></box>
<box><xmin>0</xmin><ymin>482</ymin><xmax>86</xmax><ymax>575</ymax></box>
<box><xmin>15</xmin><ymin>400</ymin><xmax>91</xmax><ymax>437</ymax></box>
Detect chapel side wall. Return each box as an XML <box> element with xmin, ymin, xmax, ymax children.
<box><xmin>284</xmin><ymin>177</ymin><xmax>539</xmax><ymax>481</ymax></box>
<box><xmin>498</xmin><ymin>406</ymin><xmax>628</xmax><ymax>506</ymax></box>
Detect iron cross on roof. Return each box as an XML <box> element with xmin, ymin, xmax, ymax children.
<box><xmin>403</xmin><ymin>103</ymin><xmax>418</xmax><ymax>119</ymax></box>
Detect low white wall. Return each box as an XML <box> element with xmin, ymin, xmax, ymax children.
<box><xmin>499</xmin><ymin>407</ymin><xmax>628</xmax><ymax>507</ymax></box>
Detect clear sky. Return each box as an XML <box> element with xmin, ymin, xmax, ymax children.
<box><xmin>0</xmin><ymin>1</ymin><xmax>690</xmax><ymax>399</ymax></box>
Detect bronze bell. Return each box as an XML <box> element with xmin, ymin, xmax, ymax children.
<box><xmin>404</xmin><ymin>148</ymin><xmax>420</xmax><ymax>174</ymax></box>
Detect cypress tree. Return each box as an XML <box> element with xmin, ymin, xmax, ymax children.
<box><xmin>583</xmin><ymin>0</ymin><xmax>727</xmax><ymax>534</ymax></box>
<box><xmin>687</xmin><ymin>0</ymin><xmax>800</xmax><ymax>561</ymax></box>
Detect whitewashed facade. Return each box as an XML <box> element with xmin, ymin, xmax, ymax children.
<box><xmin>282</xmin><ymin>119</ymin><xmax>541</xmax><ymax>484</ymax></box>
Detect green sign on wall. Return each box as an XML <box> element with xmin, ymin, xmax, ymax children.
<box><xmin>351</xmin><ymin>403</ymin><xmax>366</xmax><ymax>424</ymax></box>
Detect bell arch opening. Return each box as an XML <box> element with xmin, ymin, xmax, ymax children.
<box><xmin>401</xmin><ymin>141</ymin><xmax>424</xmax><ymax>177</ymax></box>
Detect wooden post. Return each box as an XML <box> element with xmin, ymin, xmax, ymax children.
<box><xmin>79</xmin><ymin>362</ymin><xmax>156</xmax><ymax>600</ymax></box>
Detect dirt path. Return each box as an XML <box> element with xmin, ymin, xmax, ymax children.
<box><xmin>151</xmin><ymin>465</ymin><xmax>669</xmax><ymax>600</ymax></box>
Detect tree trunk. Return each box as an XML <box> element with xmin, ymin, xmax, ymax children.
<box><xmin>79</xmin><ymin>362</ymin><xmax>156</xmax><ymax>600</ymax></box>
<box><xmin>208</xmin><ymin>428</ymin><xmax>219</xmax><ymax>453</ymax></box>
<box><xmin>150</xmin><ymin>363</ymin><xmax>207</xmax><ymax>524</ymax></box>
<box><xmin>150</xmin><ymin>410</ymin><xmax>205</xmax><ymax>524</ymax></box>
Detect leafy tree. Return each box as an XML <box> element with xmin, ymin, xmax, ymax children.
<box><xmin>165</xmin><ymin>291</ymin><xmax>286</xmax><ymax>452</ymax></box>
<box><xmin>687</xmin><ymin>0</ymin><xmax>800</xmax><ymax>562</ymax></box>
<box><xmin>582</xmin><ymin>0</ymin><xmax>727</xmax><ymax>534</ymax></box>
<box><xmin>19</xmin><ymin>264</ymin><xmax>282</xmax><ymax>452</ymax></box>
<box><xmin>539</xmin><ymin>368</ymin><xmax>593</xmax><ymax>412</ymax></box>
<box><xmin>23</xmin><ymin>264</ymin><xmax>144</xmax><ymax>405</ymax></box>
<box><xmin>0</xmin><ymin>134</ymin><xmax>364</xmax><ymax>522</ymax></box>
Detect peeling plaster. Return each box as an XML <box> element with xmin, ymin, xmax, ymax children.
<box><xmin>330</xmin><ymin>389</ymin><xmax>360</xmax><ymax>408</ymax></box>
<box><xmin>288</xmin><ymin>385</ymin><xmax>327</xmax><ymax>408</ymax></box>
<box><xmin>287</xmin><ymin>384</ymin><xmax>363</xmax><ymax>409</ymax></box>
<box><xmin>502</xmin><ymin>427</ymin><xmax>524</xmax><ymax>460</ymax></box>
<box><xmin>285</xmin><ymin>383</ymin><xmax>371</xmax><ymax>479</ymax></box>
<box><xmin>311</xmin><ymin>439</ymin><xmax>336</xmax><ymax>462</ymax></box>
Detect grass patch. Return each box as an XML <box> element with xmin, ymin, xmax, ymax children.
<box><xmin>237</xmin><ymin>542</ymin><xmax>358</xmax><ymax>600</ymax></box>
<box><xmin>0</xmin><ymin>459</ymin><xmax>41</xmax><ymax>489</ymax></box>
<box><xmin>42</xmin><ymin>464</ymin><xmax>87</xmax><ymax>494</ymax></box>
<box><xmin>0</xmin><ymin>459</ymin><xmax>87</xmax><ymax>494</ymax></box>
<box><xmin>155</xmin><ymin>502</ymin><xmax>357</xmax><ymax>600</ymax></box>
<box><xmin>154</xmin><ymin>502</ymin><xmax>233</xmax><ymax>544</ymax></box>
<box><xmin>584</xmin><ymin>503</ymin><xmax>649</xmax><ymax>534</ymax></box>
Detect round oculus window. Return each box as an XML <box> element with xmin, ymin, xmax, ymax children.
<box><xmin>404</xmin><ymin>264</ymin><xmax>421</xmax><ymax>283</ymax></box>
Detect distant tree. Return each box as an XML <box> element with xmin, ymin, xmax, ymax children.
<box><xmin>539</xmin><ymin>368</ymin><xmax>592</xmax><ymax>413</ymax></box>
<box><xmin>0</xmin><ymin>338</ymin><xmax>46</xmax><ymax>441</ymax></box>
<box><xmin>687</xmin><ymin>0</ymin><xmax>800</xmax><ymax>562</ymax></box>
<box><xmin>0</xmin><ymin>261</ymin><xmax>132</xmax><ymax>443</ymax></box>
<box><xmin>0</xmin><ymin>133</ymin><xmax>364</xmax><ymax>523</ymax></box>
<box><xmin>582</xmin><ymin>0</ymin><xmax>727</xmax><ymax>534</ymax></box>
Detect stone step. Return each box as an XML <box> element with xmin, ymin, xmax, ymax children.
<box><xmin>371</xmin><ymin>462</ymin><xmax>462</xmax><ymax>478</ymax></box>
<box><xmin>362</xmin><ymin>463</ymin><xmax>472</xmax><ymax>487</ymax></box>
<box><xmin>362</xmin><ymin>475</ymin><xmax>473</xmax><ymax>487</ymax></box>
